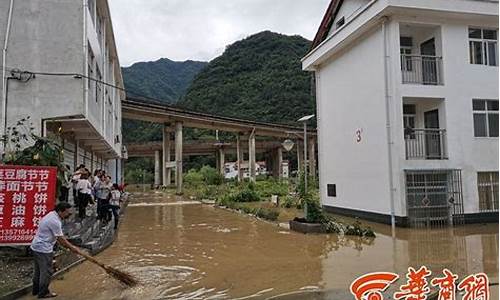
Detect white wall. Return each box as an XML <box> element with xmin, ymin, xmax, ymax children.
<box><xmin>391</xmin><ymin>17</ymin><xmax>499</xmax><ymax>214</ymax></box>
<box><xmin>0</xmin><ymin>1</ymin><xmax>84</xmax><ymax>137</ymax></box>
<box><xmin>307</xmin><ymin>0</ymin><xmax>498</xmax><ymax>221</ymax></box>
<box><xmin>317</xmin><ymin>25</ymin><xmax>396</xmax><ymax>216</ymax></box>
<box><xmin>0</xmin><ymin>0</ymin><xmax>122</xmax><ymax>160</ymax></box>
<box><xmin>329</xmin><ymin>0</ymin><xmax>370</xmax><ymax>36</ymax></box>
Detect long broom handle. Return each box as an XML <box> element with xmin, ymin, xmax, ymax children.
<box><xmin>66</xmin><ymin>245</ymin><xmax>107</xmax><ymax>269</ymax></box>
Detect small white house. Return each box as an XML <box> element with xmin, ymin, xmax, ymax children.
<box><xmin>224</xmin><ymin>161</ymin><xmax>268</xmax><ymax>179</ymax></box>
<box><xmin>303</xmin><ymin>0</ymin><xmax>498</xmax><ymax>226</ymax></box>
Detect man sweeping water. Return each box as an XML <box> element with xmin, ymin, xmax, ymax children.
<box><xmin>30</xmin><ymin>202</ymin><xmax>78</xmax><ymax>298</ymax></box>
<box><xmin>30</xmin><ymin>202</ymin><xmax>138</xmax><ymax>298</ymax></box>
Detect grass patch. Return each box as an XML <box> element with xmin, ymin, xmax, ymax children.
<box><xmin>220</xmin><ymin>201</ymin><xmax>280</xmax><ymax>222</ymax></box>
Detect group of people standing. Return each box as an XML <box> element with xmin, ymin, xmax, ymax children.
<box><xmin>60</xmin><ymin>164</ymin><xmax>122</xmax><ymax>229</ymax></box>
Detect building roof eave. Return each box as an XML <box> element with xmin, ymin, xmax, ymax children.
<box><xmin>303</xmin><ymin>0</ymin><xmax>384</xmax><ymax>71</ymax></box>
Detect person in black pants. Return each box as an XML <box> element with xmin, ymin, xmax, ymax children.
<box><xmin>76</xmin><ymin>173</ymin><xmax>92</xmax><ymax>219</ymax></box>
<box><xmin>31</xmin><ymin>203</ymin><xmax>80</xmax><ymax>298</ymax></box>
<box><xmin>109</xmin><ymin>184</ymin><xmax>122</xmax><ymax>229</ymax></box>
<box><xmin>95</xmin><ymin>174</ymin><xmax>112</xmax><ymax>224</ymax></box>
<box><xmin>71</xmin><ymin>164</ymin><xmax>85</xmax><ymax>207</ymax></box>
<box><xmin>58</xmin><ymin>165</ymin><xmax>72</xmax><ymax>202</ymax></box>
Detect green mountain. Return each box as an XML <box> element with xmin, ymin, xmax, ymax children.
<box><xmin>121</xmin><ymin>58</ymin><xmax>208</xmax><ymax>144</ymax></box>
<box><xmin>122</xmin><ymin>58</ymin><xmax>207</xmax><ymax>104</ymax></box>
<box><xmin>178</xmin><ymin>31</ymin><xmax>315</xmax><ymax>125</ymax></box>
<box><xmin>121</xmin><ymin>31</ymin><xmax>315</xmax><ymax>181</ymax></box>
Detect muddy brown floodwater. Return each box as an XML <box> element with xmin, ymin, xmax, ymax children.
<box><xmin>24</xmin><ymin>192</ymin><xmax>499</xmax><ymax>299</ymax></box>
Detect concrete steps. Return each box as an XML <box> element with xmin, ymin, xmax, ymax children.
<box><xmin>82</xmin><ymin>221</ymin><xmax>116</xmax><ymax>254</ymax></box>
<box><xmin>62</xmin><ymin>207</ymin><xmax>116</xmax><ymax>254</ymax></box>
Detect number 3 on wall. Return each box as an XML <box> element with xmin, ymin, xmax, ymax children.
<box><xmin>355</xmin><ymin>128</ymin><xmax>363</xmax><ymax>143</ymax></box>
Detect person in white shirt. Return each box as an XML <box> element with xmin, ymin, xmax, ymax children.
<box><xmin>76</xmin><ymin>173</ymin><xmax>93</xmax><ymax>219</ymax></box>
<box><xmin>95</xmin><ymin>174</ymin><xmax>112</xmax><ymax>223</ymax></box>
<box><xmin>31</xmin><ymin>203</ymin><xmax>82</xmax><ymax>298</ymax></box>
<box><xmin>58</xmin><ymin>165</ymin><xmax>72</xmax><ymax>203</ymax></box>
<box><xmin>71</xmin><ymin>164</ymin><xmax>85</xmax><ymax>207</ymax></box>
<box><xmin>109</xmin><ymin>183</ymin><xmax>122</xmax><ymax>229</ymax></box>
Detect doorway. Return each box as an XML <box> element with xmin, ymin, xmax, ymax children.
<box><xmin>424</xmin><ymin>109</ymin><xmax>441</xmax><ymax>159</ymax></box>
<box><xmin>420</xmin><ymin>38</ymin><xmax>437</xmax><ymax>85</ymax></box>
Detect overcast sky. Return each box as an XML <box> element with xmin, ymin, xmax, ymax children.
<box><xmin>108</xmin><ymin>0</ymin><xmax>330</xmax><ymax>67</ymax></box>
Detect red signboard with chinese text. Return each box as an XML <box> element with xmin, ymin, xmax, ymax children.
<box><xmin>0</xmin><ymin>165</ymin><xmax>57</xmax><ymax>245</ymax></box>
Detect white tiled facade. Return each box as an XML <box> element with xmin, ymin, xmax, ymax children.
<box><xmin>0</xmin><ymin>0</ymin><xmax>124</xmax><ymax>183</ymax></box>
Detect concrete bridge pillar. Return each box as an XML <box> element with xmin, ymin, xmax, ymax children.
<box><xmin>236</xmin><ymin>134</ymin><xmax>243</xmax><ymax>182</ymax></box>
<box><xmin>270</xmin><ymin>149</ymin><xmax>277</xmax><ymax>178</ymax></box>
<box><xmin>215</xmin><ymin>151</ymin><xmax>220</xmax><ymax>173</ymax></box>
<box><xmin>277</xmin><ymin>146</ymin><xmax>283</xmax><ymax>179</ymax></box>
<box><xmin>162</xmin><ymin>126</ymin><xmax>171</xmax><ymax>186</ymax></box>
<box><xmin>309</xmin><ymin>137</ymin><xmax>316</xmax><ymax>179</ymax></box>
<box><xmin>296</xmin><ymin>139</ymin><xmax>303</xmax><ymax>174</ymax></box>
<box><xmin>175</xmin><ymin>121</ymin><xmax>183</xmax><ymax>194</ymax></box>
<box><xmin>218</xmin><ymin>147</ymin><xmax>225</xmax><ymax>176</ymax></box>
<box><xmin>154</xmin><ymin>150</ymin><xmax>161</xmax><ymax>186</ymax></box>
<box><xmin>249</xmin><ymin>130</ymin><xmax>256</xmax><ymax>182</ymax></box>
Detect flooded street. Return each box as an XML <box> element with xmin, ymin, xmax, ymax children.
<box><xmin>43</xmin><ymin>192</ymin><xmax>498</xmax><ymax>299</ymax></box>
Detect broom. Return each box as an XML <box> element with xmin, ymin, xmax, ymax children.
<box><xmin>68</xmin><ymin>246</ymin><xmax>139</xmax><ymax>287</ymax></box>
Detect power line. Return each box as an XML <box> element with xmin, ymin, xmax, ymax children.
<box><xmin>3</xmin><ymin>67</ymin><xmax>192</xmax><ymax>137</ymax></box>
<box><xmin>3</xmin><ymin>67</ymin><xmax>173</xmax><ymax>106</ymax></box>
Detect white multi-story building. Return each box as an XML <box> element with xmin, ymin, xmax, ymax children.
<box><xmin>0</xmin><ymin>0</ymin><xmax>124</xmax><ymax>183</ymax></box>
<box><xmin>303</xmin><ymin>0</ymin><xmax>498</xmax><ymax>226</ymax></box>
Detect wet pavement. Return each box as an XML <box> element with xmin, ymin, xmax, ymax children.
<box><xmin>23</xmin><ymin>191</ymin><xmax>499</xmax><ymax>299</ymax></box>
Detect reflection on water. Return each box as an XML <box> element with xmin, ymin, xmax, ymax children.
<box><xmin>39</xmin><ymin>192</ymin><xmax>498</xmax><ymax>299</ymax></box>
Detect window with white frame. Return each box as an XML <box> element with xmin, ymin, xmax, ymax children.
<box><xmin>400</xmin><ymin>37</ymin><xmax>413</xmax><ymax>71</ymax></box>
<box><xmin>469</xmin><ymin>28</ymin><xmax>498</xmax><ymax>66</ymax></box>
<box><xmin>473</xmin><ymin>99</ymin><xmax>498</xmax><ymax>137</ymax></box>
<box><xmin>403</xmin><ymin>104</ymin><xmax>416</xmax><ymax>139</ymax></box>
<box><xmin>478</xmin><ymin>172</ymin><xmax>498</xmax><ymax>211</ymax></box>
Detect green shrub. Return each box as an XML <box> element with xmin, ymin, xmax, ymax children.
<box><xmin>256</xmin><ymin>174</ymin><xmax>269</xmax><ymax>181</ymax></box>
<box><xmin>297</xmin><ymin>172</ymin><xmax>319</xmax><ymax>198</ymax></box>
<box><xmin>195</xmin><ymin>184</ymin><xmax>226</xmax><ymax>200</ymax></box>
<box><xmin>255</xmin><ymin>207</ymin><xmax>280</xmax><ymax>221</ymax></box>
<box><xmin>235</xmin><ymin>204</ymin><xmax>280</xmax><ymax>221</ymax></box>
<box><xmin>255</xmin><ymin>179</ymin><xmax>289</xmax><ymax>198</ymax></box>
<box><xmin>200</xmin><ymin>165</ymin><xmax>224</xmax><ymax>185</ymax></box>
<box><xmin>302</xmin><ymin>192</ymin><xmax>325</xmax><ymax>223</ymax></box>
<box><xmin>218</xmin><ymin>194</ymin><xmax>237</xmax><ymax>208</ymax></box>
<box><xmin>281</xmin><ymin>195</ymin><xmax>301</xmax><ymax>209</ymax></box>
<box><xmin>184</xmin><ymin>169</ymin><xmax>204</xmax><ymax>185</ymax></box>
<box><xmin>124</xmin><ymin>168</ymin><xmax>154</xmax><ymax>184</ymax></box>
<box><xmin>233</xmin><ymin>188</ymin><xmax>260</xmax><ymax>202</ymax></box>
<box><xmin>344</xmin><ymin>221</ymin><xmax>376</xmax><ymax>237</ymax></box>
<box><xmin>299</xmin><ymin>191</ymin><xmax>376</xmax><ymax>238</ymax></box>
<box><xmin>240</xmin><ymin>205</ymin><xmax>257</xmax><ymax>214</ymax></box>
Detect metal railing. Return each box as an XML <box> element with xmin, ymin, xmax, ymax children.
<box><xmin>401</xmin><ymin>54</ymin><xmax>443</xmax><ymax>85</ymax></box>
<box><xmin>404</xmin><ymin>128</ymin><xmax>447</xmax><ymax>160</ymax></box>
<box><xmin>405</xmin><ymin>169</ymin><xmax>464</xmax><ymax>228</ymax></box>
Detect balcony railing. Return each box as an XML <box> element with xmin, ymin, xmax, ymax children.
<box><xmin>405</xmin><ymin>128</ymin><xmax>447</xmax><ymax>160</ymax></box>
<box><xmin>401</xmin><ymin>55</ymin><xmax>443</xmax><ymax>85</ymax></box>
